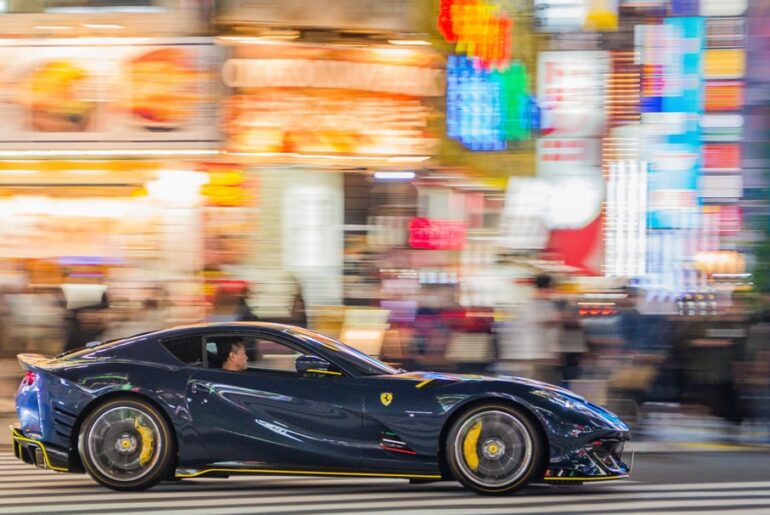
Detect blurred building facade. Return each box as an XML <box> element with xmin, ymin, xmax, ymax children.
<box><xmin>0</xmin><ymin>2</ymin><xmax>768</xmax><ymax>436</ymax></box>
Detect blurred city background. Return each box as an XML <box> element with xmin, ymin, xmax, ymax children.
<box><xmin>0</xmin><ymin>0</ymin><xmax>768</xmax><ymax>447</ymax></box>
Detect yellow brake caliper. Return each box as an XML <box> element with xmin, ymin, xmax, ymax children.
<box><xmin>134</xmin><ymin>418</ymin><xmax>155</xmax><ymax>466</ymax></box>
<box><xmin>462</xmin><ymin>422</ymin><xmax>482</xmax><ymax>472</ymax></box>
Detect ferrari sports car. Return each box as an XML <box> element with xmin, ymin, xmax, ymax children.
<box><xmin>12</xmin><ymin>322</ymin><xmax>630</xmax><ymax>495</ymax></box>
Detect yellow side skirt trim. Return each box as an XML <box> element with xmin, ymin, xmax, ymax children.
<box><xmin>176</xmin><ymin>467</ymin><xmax>442</xmax><ymax>480</ymax></box>
<box><xmin>544</xmin><ymin>474</ymin><xmax>629</xmax><ymax>482</ymax></box>
<box><xmin>10</xmin><ymin>430</ymin><xmax>69</xmax><ymax>472</ymax></box>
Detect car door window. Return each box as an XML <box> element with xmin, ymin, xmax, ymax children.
<box><xmin>204</xmin><ymin>334</ymin><xmax>304</xmax><ymax>375</ymax></box>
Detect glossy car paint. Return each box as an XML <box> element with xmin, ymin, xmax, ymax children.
<box><xmin>14</xmin><ymin>322</ymin><xmax>630</xmax><ymax>481</ymax></box>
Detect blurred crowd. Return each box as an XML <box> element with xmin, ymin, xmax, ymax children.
<box><xmin>1</xmin><ymin>268</ymin><xmax>769</xmax><ymax>439</ymax></box>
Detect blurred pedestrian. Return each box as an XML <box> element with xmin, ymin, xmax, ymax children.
<box><xmin>497</xmin><ymin>273</ymin><xmax>562</xmax><ymax>382</ymax></box>
<box><xmin>554</xmin><ymin>294</ymin><xmax>587</xmax><ymax>383</ymax></box>
<box><xmin>63</xmin><ymin>293</ymin><xmax>110</xmax><ymax>352</ymax></box>
<box><xmin>289</xmin><ymin>284</ymin><xmax>307</xmax><ymax>328</ymax></box>
<box><xmin>208</xmin><ymin>285</ymin><xmax>258</xmax><ymax>323</ymax></box>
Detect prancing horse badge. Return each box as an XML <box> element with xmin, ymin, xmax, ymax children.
<box><xmin>380</xmin><ymin>392</ymin><xmax>393</xmax><ymax>406</ymax></box>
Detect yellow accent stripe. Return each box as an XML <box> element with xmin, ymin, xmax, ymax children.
<box><xmin>10</xmin><ymin>429</ymin><xmax>69</xmax><ymax>472</ymax></box>
<box><xmin>175</xmin><ymin>467</ymin><xmax>442</xmax><ymax>480</ymax></box>
<box><xmin>462</xmin><ymin>421</ymin><xmax>482</xmax><ymax>473</ymax></box>
<box><xmin>415</xmin><ymin>379</ymin><xmax>433</xmax><ymax>389</ymax></box>
<box><xmin>306</xmin><ymin>369</ymin><xmax>342</xmax><ymax>376</ymax></box>
<box><xmin>544</xmin><ymin>474</ymin><xmax>629</xmax><ymax>482</ymax></box>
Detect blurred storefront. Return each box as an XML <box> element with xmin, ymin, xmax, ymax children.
<box><xmin>0</xmin><ymin>3</ymin><xmax>227</xmax><ymax>356</ymax></box>
<box><xmin>213</xmin><ymin>0</ymin><xmax>446</xmax><ymax>330</ymax></box>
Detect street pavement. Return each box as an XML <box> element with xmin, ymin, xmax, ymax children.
<box><xmin>0</xmin><ymin>452</ymin><xmax>768</xmax><ymax>514</ymax></box>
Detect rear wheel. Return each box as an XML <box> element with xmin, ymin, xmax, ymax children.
<box><xmin>78</xmin><ymin>397</ymin><xmax>174</xmax><ymax>490</ymax></box>
<box><xmin>446</xmin><ymin>403</ymin><xmax>545</xmax><ymax>495</ymax></box>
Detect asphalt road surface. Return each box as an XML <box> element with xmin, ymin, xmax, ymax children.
<box><xmin>0</xmin><ymin>451</ymin><xmax>769</xmax><ymax>514</ymax></box>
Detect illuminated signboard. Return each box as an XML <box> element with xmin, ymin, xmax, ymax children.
<box><xmin>439</xmin><ymin>1</ymin><xmax>531</xmax><ymax>151</ymax></box>
<box><xmin>223</xmin><ymin>44</ymin><xmax>443</xmax><ymax>157</ymax></box>
<box><xmin>648</xmin><ymin>17</ymin><xmax>704</xmax><ymax>230</ymax></box>
<box><xmin>704</xmin><ymin>81</ymin><xmax>744</xmax><ymax>111</ymax></box>
<box><xmin>446</xmin><ymin>56</ymin><xmax>530</xmax><ymax>151</ymax></box>
<box><xmin>700</xmin><ymin>0</ymin><xmax>748</xmax><ymax>17</ymax></box>
<box><xmin>438</xmin><ymin>0</ymin><xmax>512</xmax><ymax>70</ymax></box>
<box><xmin>537</xmin><ymin>51</ymin><xmax>608</xmax><ymax>138</ymax></box>
<box><xmin>703</xmin><ymin>143</ymin><xmax>741</xmax><ymax>170</ymax></box>
<box><xmin>534</xmin><ymin>0</ymin><xmax>619</xmax><ymax>33</ymax></box>
<box><xmin>704</xmin><ymin>49</ymin><xmax>746</xmax><ymax>79</ymax></box>
<box><xmin>706</xmin><ymin>18</ymin><xmax>746</xmax><ymax>49</ymax></box>
<box><xmin>0</xmin><ymin>37</ymin><xmax>221</xmax><ymax>151</ymax></box>
<box><xmin>408</xmin><ymin>217</ymin><xmax>467</xmax><ymax>250</ymax></box>
<box><xmin>670</xmin><ymin>0</ymin><xmax>699</xmax><ymax>16</ymax></box>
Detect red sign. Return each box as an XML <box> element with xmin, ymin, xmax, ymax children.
<box><xmin>408</xmin><ymin>217</ymin><xmax>467</xmax><ymax>250</ymax></box>
<box><xmin>703</xmin><ymin>143</ymin><xmax>741</xmax><ymax>171</ymax></box>
<box><xmin>546</xmin><ymin>213</ymin><xmax>604</xmax><ymax>276</ymax></box>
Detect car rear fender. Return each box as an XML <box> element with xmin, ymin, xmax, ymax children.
<box><xmin>16</xmin><ymin>354</ymin><xmax>61</xmax><ymax>441</ymax></box>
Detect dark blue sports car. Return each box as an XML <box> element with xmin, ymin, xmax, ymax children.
<box><xmin>12</xmin><ymin>322</ymin><xmax>629</xmax><ymax>495</ymax></box>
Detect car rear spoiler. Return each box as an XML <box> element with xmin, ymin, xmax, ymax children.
<box><xmin>17</xmin><ymin>354</ymin><xmax>55</xmax><ymax>372</ymax></box>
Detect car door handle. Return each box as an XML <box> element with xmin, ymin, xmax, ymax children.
<box><xmin>190</xmin><ymin>382</ymin><xmax>207</xmax><ymax>394</ymax></box>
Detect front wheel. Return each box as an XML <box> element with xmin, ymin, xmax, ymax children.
<box><xmin>78</xmin><ymin>397</ymin><xmax>175</xmax><ymax>490</ymax></box>
<box><xmin>446</xmin><ymin>403</ymin><xmax>545</xmax><ymax>495</ymax></box>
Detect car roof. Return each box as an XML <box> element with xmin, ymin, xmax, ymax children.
<box><xmin>151</xmin><ymin>321</ymin><xmax>304</xmax><ymax>339</ymax></box>
<box><xmin>59</xmin><ymin>322</ymin><xmax>313</xmax><ymax>360</ymax></box>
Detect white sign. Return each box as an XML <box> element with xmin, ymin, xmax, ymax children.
<box><xmin>700</xmin><ymin>0</ymin><xmax>748</xmax><ymax>16</ymax></box>
<box><xmin>699</xmin><ymin>175</ymin><xmax>743</xmax><ymax>199</ymax></box>
<box><xmin>536</xmin><ymin>138</ymin><xmax>601</xmax><ymax>176</ymax></box>
<box><xmin>534</xmin><ymin>0</ymin><xmax>618</xmax><ymax>33</ymax></box>
<box><xmin>537</xmin><ymin>51</ymin><xmax>609</xmax><ymax>138</ymax></box>
<box><xmin>534</xmin><ymin>0</ymin><xmax>586</xmax><ymax>32</ymax></box>
<box><xmin>500</xmin><ymin>169</ymin><xmax>605</xmax><ymax>250</ymax></box>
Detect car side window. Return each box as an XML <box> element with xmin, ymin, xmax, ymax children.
<box><xmin>161</xmin><ymin>335</ymin><xmax>203</xmax><ymax>367</ymax></box>
<box><xmin>252</xmin><ymin>337</ymin><xmax>303</xmax><ymax>373</ymax></box>
<box><xmin>204</xmin><ymin>334</ymin><xmax>304</xmax><ymax>374</ymax></box>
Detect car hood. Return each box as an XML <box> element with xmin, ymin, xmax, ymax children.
<box><xmin>392</xmin><ymin>370</ymin><xmax>628</xmax><ymax>432</ymax></box>
<box><xmin>394</xmin><ymin>370</ymin><xmax>571</xmax><ymax>392</ymax></box>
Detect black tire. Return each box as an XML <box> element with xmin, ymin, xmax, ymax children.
<box><xmin>78</xmin><ymin>397</ymin><xmax>175</xmax><ymax>491</ymax></box>
<box><xmin>446</xmin><ymin>403</ymin><xmax>545</xmax><ymax>495</ymax></box>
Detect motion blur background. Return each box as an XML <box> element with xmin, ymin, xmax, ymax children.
<box><xmin>0</xmin><ymin>0</ymin><xmax>769</xmax><ymax>444</ymax></box>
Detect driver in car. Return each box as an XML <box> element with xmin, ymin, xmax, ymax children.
<box><xmin>220</xmin><ymin>339</ymin><xmax>248</xmax><ymax>372</ymax></box>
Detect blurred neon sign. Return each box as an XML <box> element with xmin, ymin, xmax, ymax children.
<box><xmin>409</xmin><ymin>217</ymin><xmax>467</xmax><ymax>250</ymax></box>
<box><xmin>222</xmin><ymin>59</ymin><xmax>444</xmax><ymax>96</ymax></box>
<box><xmin>440</xmin><ymin>1</ymin><xmax>533</xmax><ymax>150</ymax></box>
<box><xmin>438</xmin><ymin>0</ymin><xmax>512</xmax><ymax>71</ymax></box>
<box><xmin>446</xmin><ymin>55</ymin><xmax>530</xmax><ymax>151</ymax></box>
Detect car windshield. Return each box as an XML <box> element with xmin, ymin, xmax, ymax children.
<box><xmin>288</xmin><ymin>327</ymin><xmax>400</xmax><ymax>376</ymax></box>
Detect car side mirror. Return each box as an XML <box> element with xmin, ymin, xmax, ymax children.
<box><xmin>295</xmin><ymin>355</ymin><xmax>341</xmax><ymax>377</ymax></box>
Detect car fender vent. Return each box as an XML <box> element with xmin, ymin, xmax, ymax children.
<box><xmin>379</xmin><ymin>431</ymin><xmax>416</xmax><ymax>455</ymax></box>
<box><xmin>53</xmin><ymin>406</ymin><xmax>77</xmax><ymax>419</ymax></box>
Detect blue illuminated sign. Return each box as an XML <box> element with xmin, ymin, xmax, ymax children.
<box><xmin>446</xmin><ymin>55</ymin><xmax>531</xmax><ymax>151</ymax></box>
<box><xmin>649</xmin><ymin>17</ymin><xmax>704</xmax><ymax>230</ymax></box>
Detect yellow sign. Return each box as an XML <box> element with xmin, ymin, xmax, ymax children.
<box><xmin>704</xmin><ymin>49</ymin><xmax>746</xmax><ymax>79</ymax></box>
<box><xmin>380</xmin><ymin>392</ymin><xmax>393</xmax><ymax>407</ymax></box>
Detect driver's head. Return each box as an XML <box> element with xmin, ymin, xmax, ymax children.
<box><xmin>221</xmin><ymin>339</ymin><xmax>247</xmax><ymax>372</ymax></box>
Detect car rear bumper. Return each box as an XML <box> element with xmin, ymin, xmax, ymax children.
<box><xmin>10</xmin><ymin>424</ymin><xmax>70</xmax><ymax>472</ymax></box>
